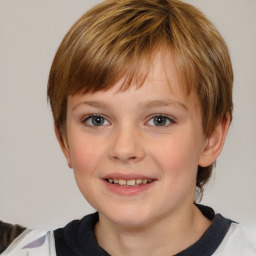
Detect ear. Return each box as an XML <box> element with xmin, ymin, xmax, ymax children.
<box><xmin>199</xmin><ymin>113</ymin><xmax>231</xmax><ymax>167</ymax></box>
<box><xmin>54</xmin><ymin>125</ymin><xmax>73</xmax><ymax>168</ymax></box>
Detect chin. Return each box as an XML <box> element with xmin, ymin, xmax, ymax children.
<box><xmin>101</xmin><ymin>205</ymin><xmax>157</xmax><ymax>228</ymax></box>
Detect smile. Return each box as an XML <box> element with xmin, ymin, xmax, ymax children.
<box><xmin>106</xmin><ymin>178</ymin><xmax>153</xmax><ymax>187</ymax></box>
<box><xmin>102</xmin><ymin>174</ymin><xmax>157</xmax><ymax>196</ymax></box>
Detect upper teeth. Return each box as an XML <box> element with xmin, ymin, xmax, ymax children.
<box><xmin>107</xmin><ymin>178</ymin><xmax>152</xmax><ymax>186</ymax></box>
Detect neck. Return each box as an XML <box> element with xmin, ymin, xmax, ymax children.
<box><xmin>94</xmin><ymin>205</ymin><xmax>211</xmax><ymax>256</ymax></box>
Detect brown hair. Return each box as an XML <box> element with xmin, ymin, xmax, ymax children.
<box><xmin>47</xmin><ymin>0</ymin><xmax>233</xmax><ymax>196</ymax></box>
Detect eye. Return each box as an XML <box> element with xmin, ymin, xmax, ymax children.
<box><xmin>83</xmin><ymin>115</ymin><xmax>110</xmax><ymax>127</ymax></box>
<box><xmin>147</xmin><ymin>115</ymin><xmax>174</xmax><ymax>127</ymax></box>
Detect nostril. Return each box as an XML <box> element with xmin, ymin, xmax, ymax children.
<box><xmin>112</xmin><ymin>156</ymin><xmax>137</xmax><ymax>162</ymax></box>
<box><xmin>128</xmin><ymin>156</ymin><xmax>137</xmax><ymax>160</ymax></box>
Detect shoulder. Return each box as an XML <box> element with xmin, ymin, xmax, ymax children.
<box><xmin>1</xmin><ymin>229</ymin><xmax>56</xmax><ymax>256</ymax></box>
<box><xmin>192</xmin><ymin>205</ymin><xmax>256</xmax><ymax>256</ymax></box>
<box><xmin>214</xmin><ymin>222</ymin><xmax>256</xmax><ymax>255</ymax></box>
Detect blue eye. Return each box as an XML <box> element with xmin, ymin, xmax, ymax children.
<box><xmin>83</xmin><ymin>115</ymin><xmax>110</xmax><ymax>127</ymax></box>
<box><xmin>147</xmin><ymin>115</ymin><xmax>173</xmax><ymax>127</ymax></box>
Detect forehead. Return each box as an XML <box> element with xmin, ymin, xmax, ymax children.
<box><xmin>68</xmin><ymin>50</ymin><xmax>199</xmax><ymax>112</ymax></box>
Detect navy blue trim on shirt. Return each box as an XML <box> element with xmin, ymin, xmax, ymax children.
<box><xmin>54</xmin><ymin>205</ymin><xmax>233</xmax><ymax>256</ymax></box>
<box><xmin>54</xmin><ymin>212</ymin><xmax>109</xmax><ymax>256</ymax></box>
<box><xmin>175</xmin><ymin>205</ymin><xmax>233</xmax><ymax>256</ymax></box>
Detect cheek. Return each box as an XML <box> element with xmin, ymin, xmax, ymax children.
<box><xmin>152</xmin><ymin>134</ymin><xmax>202</xmax><ymax>204</ymax></box>
<box><xmin>68</xmin><ymin>133</ymin><xmax>106</xmax><ymax>177</ymax></box>
<box><xmin>68</xmin><ymin>134</ymin><xmax>107</xmax><ymax>204</ymax></box>
<box><xmin>152</xmin><ymin>133</ymin><xmax>201</xmax><ymax>179</ymax></box>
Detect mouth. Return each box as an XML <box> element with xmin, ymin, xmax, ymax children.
<box><xmin>105</xmin><ymin>178</ymin><xmax>154</xmax><ymax>187</ymax></box>
<box><xmin>102</xmin><ymin>174</ymin><xmax>157</xmax><ymax>196</ymax></box>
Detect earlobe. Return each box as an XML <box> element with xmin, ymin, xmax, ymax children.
<box><xmin>54</xmin><ymin>125</ymin><xmax>73</xmax><ymax>168</ymax></box>
<box><xmin>199</xmin><ymin>113</ymin><xmax>231</xmax><ymax>167</ymax></box>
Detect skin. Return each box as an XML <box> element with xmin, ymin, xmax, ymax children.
<box><xmin>56</xmin><ymin>51</ymin><xmax>230</xmax><ymax>255</ymax></box>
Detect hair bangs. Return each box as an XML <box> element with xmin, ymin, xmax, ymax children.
<box><xmin>62</xmin><ymin>6</ymin><xmax>170</xmax><ymax>95</ymax></box>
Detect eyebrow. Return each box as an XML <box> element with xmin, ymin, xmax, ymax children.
<box><xmin>143</xmin><ymin>99</ymin><xmax>188</xmax><ymax>110</ymax></box>
<box><xmin>73</xmin><ymin>101</ymin><xmax>109</xmax><ymax>110</ymax></box>
<box><xmin>72</xmin><ymin>99</ymin><xmax>188</xmax><ymax>111</ymax></box>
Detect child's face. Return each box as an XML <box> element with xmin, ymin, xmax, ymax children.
<box><xmin>61</xmin><ymin>52</ymin><xmax>208</xmax><ymax>227</ymax></box>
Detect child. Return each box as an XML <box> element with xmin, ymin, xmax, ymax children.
<box><xmin>2</xmin><ymin>0</ymin><xmax>256</xmax><ymax>255</ymax></box>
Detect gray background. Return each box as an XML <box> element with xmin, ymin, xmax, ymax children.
<box><xmin>0</xmin><ymin>0</ymin><xmax>255</xmax><ymax>229</ymax></box>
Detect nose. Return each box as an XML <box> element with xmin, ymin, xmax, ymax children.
<box><xmin>109</xmin><ymin>125</ymin><xmax>145</xmax><ymax>163</ymax></box>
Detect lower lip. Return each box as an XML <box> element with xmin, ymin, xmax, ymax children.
<box><xmin>103</xmin><ymin>180</ymin><xmax>156</xmax><ymax>196</ymax></box>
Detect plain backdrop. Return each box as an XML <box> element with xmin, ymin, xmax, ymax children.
<box><xmin>0</xmin><ymin>0</ymin><xmax>255</xmax><ymax>230</ymax></box>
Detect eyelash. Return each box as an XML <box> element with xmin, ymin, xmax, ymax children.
<box><xmin>82</xmin><ymin>114</ymin><xmax>110</xmax><ymax>127</ymax></box>
<box><xmin>146</xmin><ymin>114</ymin><xmax>175</xmax><ymax>127</ymax></box>
<box><xmin>81</xmin><ymin>114</ymin><xmax>175</xmax><ymax>128</ymax></box>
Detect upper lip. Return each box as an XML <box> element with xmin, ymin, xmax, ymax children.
<box><xmin>102</xmin><ymin>173</ymin><xmax>157</xmax><ymax>180</ymax></box>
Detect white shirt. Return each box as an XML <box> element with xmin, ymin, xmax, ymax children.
<box><xmin>2</xmin><ymin>222</ymin><xmax>256</xmax><ymax>255</ymax></box>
